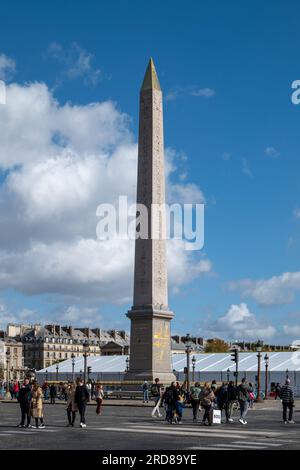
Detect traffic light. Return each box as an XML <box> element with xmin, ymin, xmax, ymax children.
<box><xmin>87</xmin><ymin>366</ymin><xmax>92</xmax><ymax>374</ymax></box>
<box><xmin>231</xmin><ymin>349</ymin><xmax>239</xmax><ymax>364</ymax></box>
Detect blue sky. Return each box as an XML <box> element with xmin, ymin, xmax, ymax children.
<box><xmin>0</xmin><ymin>0</ymin><xmax>300</xmax><ymax>344</ymax></box>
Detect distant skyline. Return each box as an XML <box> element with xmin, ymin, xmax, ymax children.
<box><xmin>0</xmin><ymin>0</ymin><xmax>300</xmax><ymax>344</ymax></box>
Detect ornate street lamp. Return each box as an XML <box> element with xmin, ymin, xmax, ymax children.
<box><xmin>256</xmin><ymin>340</ymin><xmax>263</xmax><ymax>402</ymax></box>
<box><xmin>125</xmin><ymin>356</ymin><xmax>129</xmax><ymax>372</ymax></box>
<box><xmin>56</xmin><ymin>363</ymin><xmax>59</xmax><ymax>382</ymax></box>
<box><xmin>286</xmin><ymin>368</ymin><xmax>289</xmax><ymax>379</ymax></box>
<box><xmin>45</xmin><ymin>369</ymin><xmax>48</xmax><ymax>382</ymax></box>
<box><xmin>227</xmin><ymin>368</ymin><xmax>230</xmax><ymax>382</ymax></box>
<box><xmin>192</xmin><ymin>355</ymin><xmax>196</xmax><ymax>383</ymax></box>
<box><xmin>83</xmin><ymin>340</ymin><xmax>90</xmax><ymax>384</ymax></box>
<box><xmin>264</xmin><ymin>353</ymin><xmax>269</xmax><ymax>400</ymax></box>
<box><xmin>71</xmin><ymin>353</ymin><xmax>76</xmax><ymax>382</ymax></box>
<box><xmin>5</xmin><ymin>350</ymin><xmax>11</xmax><ymax>399</ymax></box>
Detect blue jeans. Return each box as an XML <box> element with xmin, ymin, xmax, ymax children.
<box><xmin>239</xmin><ymin>400</ymin><xmax>249</xmax><ymax>420</ymax></box>
<box><xmin>143</xmin><ymin>390</ymin><xmax>149</xmax><ymax>402</ymax></box>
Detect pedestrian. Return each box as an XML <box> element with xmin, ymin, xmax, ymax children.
<box><xmin>238</xmin><ymin>378</ymin><xmax>250</xmax><ymax>425</ymax></box>
<box><xmin>91</xmin><ymin>380</ymin><xmax>95</xmax><ymax>400</ymax></box>
<box><xmin>190</xmin><ymin>382</ymin><xmax>202</xmax><ymax>422</ymax></box>
<box><xmin>275</xmin><ymin>383</ymin><xmax>281</xmax><ymax>400</ymax></box>
<box><xmin>50</xmin><ymin>384</ymin><xmax>56</xmax><ymax>404</ymax></box>
<box><xmin>217</xmin><ymin>382</ymin><xmax>231</xmax><ymax>423</ymax></box>
<box><xmin>200</xmin><ymin>382</ymin><xmax>215</xmax><ymax>426</ymax></box>
<box><xmin>74</xmin><ymin>377</ymin><xmax>90</xmax><ymax>428</ymax></box>
<box><xmin>279</xmin><ymin>379</ymin><xmax>295</xmax><ymax>424</ymax></box>
<box><xmin>227</xmin><ymin>380</ymin><xmax>237</xmax><ymax>422</ymax></box>
<box><xmin>86</xmin><ymin>381</ymin><xmax>92</xmax><ymax>400</ymax></box>
<box><xmin>151</xmin><ymin>378</ymin><xmax>161</xmax><ymax>417</ymax></box>
<box><xmin>248</xmin><ymin>382</ymin><xmax>255</xmax><ymax>408</ymax></box>
<box><xmin>31</xmin><ymin>381</ymin><xmax>45</xmax><ymax>428</ymax></box>
<box><xmin>152</xmin><ymin>386</ymin><xmax>164</xmax><ymax>418</ymax></box>
<box><xmin>95</xmin><ymin>384</ymin><xmax>104</xmax><ymax>415</ymax></box>
<box><xmin>142</xmin><ymin>380</ymin><xmax>149</xmax><ymax>403</ymax></box>
<box><xmin>163</xmin><ymin>382</ymin><xmax>181</xmax><ymax>424</ymax></box>
<box><xmin>17</xmin><ymin>377</ymin><xmax>32</xmax><ymax>428</ymax></box>
<box><xmin>66</xmin><ymin>383</ymin><xmax>78</xmax><ymax>426</ymax></box>
<box><xmin>13</xmin><ymin>381</ymin><xmax>19</xmax><ymax>399</ymax></box>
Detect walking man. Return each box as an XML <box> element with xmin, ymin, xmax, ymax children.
<box><xmin>238</xmin><ymin>378</ymin><xmax>250</xmax><ymax>425</ymax></box>
<box><xmin>17</xmin><ymin>377</ymin><xmax>32</xmax><ymax>428</ymax></box>
<box><xmin>151</xmin><ymin>378</ymin><xmax>162</xmax><ymax>418</ymax></box>
<box><xmin>190</xmin><ymin>382</ymin><xmax>202</xmax><ymax>422</ymax></box>
<box><xmin>74</xmin><ymin>377</ymin><xmax>90</xmax><ymax>428</ymax></box>
<box><xmin>50</xmin><ymin>384</ymin><xmax>56</xmax><ymax>404</ymax></box>
<box><xmin>280</xmin><ymin>379</ymin><xmax>295</xmax><ymax>424</ymax></box>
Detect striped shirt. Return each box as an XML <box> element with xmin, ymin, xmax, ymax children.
<box><xmin>279</xmin><ymin>385</ymin><xmax>294</xmax><ymax>403</ymax></box>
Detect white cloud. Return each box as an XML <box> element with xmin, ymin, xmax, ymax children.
<box><xmin>293</xmin><ymin>206</ymin><xmax>300</xmax><ymax>220</ymax></box>
<box><xmin>200</xmin><ymin>303</ymin><xmax>276</xmax><ymax>341</ymax></box>
<box><xmin>228</xmin><ymin>271</ymin><xmax>300</xmax><ymax>307</ymax></box>
<box><xmin>47</xmin><ymin>42</ymin><xmax>102</xmax><ymax>86</ymax></box>
<box><xmin>265</xmin><ymin>146</ymin><xmax>280</xmax><ymax>158</ymax></box>
<box><xmin>0</xmin><ymin>53</ymin><xmax>16</xmax><ymax>81</ymax></box>
<box><xmin>283</xmin><ymin>324</ymin><xmax>300</xmax><ymax>336</ymax></box>
<box><xmin>165</xmin><ymin>86</ymin><xmax>215</xmax><ymax>102</ymax></box>
<box><xmin>241</xmin><ymin>157</ymin><xmax>253</xmax><ymax>178</ymax></box>
<box><xmin>191</xmin><ymin>88</ymin><xmax>215</xmax><ymax>98</ymax></box>
<box><xmin>0</xmin><ymin>81</ymin><xmax>211</xmax><ymax>305</ymax></box>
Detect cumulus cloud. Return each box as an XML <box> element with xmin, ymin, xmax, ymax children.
<box><xmin>0</xmin><ymin>53</ymin><xmax>16</xmax><ymax>81</ymax></box>
<box><xmin>0</xmin><ymin>81</ymin><xmax>211</xmax><ymax>306</ymax></box>
<box><xmin>228</xmin><ymin>272</ymin><xmax>300</xmax><ymax>307</ymax></box>
<box><xmin>293</xmin><ymin>206</ymin><xmax>300</xmax><ymax>220</ymax></box>
<box><xmin>200</xmin><ymin>303</ymin><xmax>276</xmax><ymax>341</ymax></box>
<box><xmin>283</xmin><ymin>324</ymin><xmax>300</xmax><ymax>336</ymax></box>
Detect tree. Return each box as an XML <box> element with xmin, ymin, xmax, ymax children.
<box><xmin>205</xmin><ymin>338</ymin><xmax>229</xmax><ymax>353</ymax></box>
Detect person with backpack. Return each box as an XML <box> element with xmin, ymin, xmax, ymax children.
<box><xmin>238</xmin><ymin>378</ymin><xmax>250</xmax><ymax>425</ymax></box>
<box><xmin>151</xmin><ymin>378</ymin><xmax>162</xmax><ymax>418</ymax></box>
<box><xmin>200</xmin><ymin>382</ymin><xmax>215</xmax><ymax>426</ymax></box>
<box><xmin>163</xmin><ymin>382</ymin><xmax>179</xmax><ymax>423</ymax></box>
<box><xmin>190</xmin><ymin>382</ymin><xmax>202</xmax><ymax>422</ymax></box>
<box><xmin>279</xmin><ymin>378</ymin><xmax>295</xmax><ymax>424</ymax></box>
<box><xmin>142</xmin><ymin>380</ymin><xmax>149</xmax><ymax>403</ymax></box>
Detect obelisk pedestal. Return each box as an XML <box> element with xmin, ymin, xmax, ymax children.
<box><xmin>125</xmin><ymin>59</ymin><xmax>175</xmax><ymax>385</ymax></box>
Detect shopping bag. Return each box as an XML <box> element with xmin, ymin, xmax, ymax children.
<box><xmin>212</xmin><ymin>409</ymin><xmax>221</xmax><ymax>424</ymax></box>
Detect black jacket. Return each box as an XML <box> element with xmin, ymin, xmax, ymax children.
<box><xmin>18</xmin><ymin>384</ymin><xmax>32</xmax><ymax>403</ymax></box>
<box><xmin>75</xmin><ymin>384</ymin><xmax>89</xmax><ymax>404</ymax></box>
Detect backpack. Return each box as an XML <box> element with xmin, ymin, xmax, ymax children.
<box><xmin>151</xmin><ymin>384</ymin><xmax>159</xmax><ymax>397</ymax></box>
<box><xmin>191</xmin><ymin>387</ymin><xmax>201</xmax><ymax>400</ymax></box>
<box><xmin>164</xmin><ymin>389</ymin><xmax>174</xmax><ymax>405</ymax></box>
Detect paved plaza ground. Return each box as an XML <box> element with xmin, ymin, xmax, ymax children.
<box><xmin>0</xmin><ymin>399</ymin><xmax>299</xmax><ymax>450</ymax></box>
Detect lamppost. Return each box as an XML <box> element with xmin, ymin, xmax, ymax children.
<box><xmin>185</xmin><ymin>334</ymin><xmax>192</xmax><ymax>393</ymax></box>
<box><xmin>192</xmin><ymin>355</ymin><xmax>196</xmax><ymax>383</ymax></box>
<box><xmin>264</xmin><ymin>353</ymin><xmax>269</xmax><ymax>400</ymax></box>
<box><xmin>45</xmin><ymin>369</ymin><xmax>48</xmax><ymax>382</ymax></box>
<box><xmin>5</xmin><ymin>350</ymin><xmax>11</xmax><ymax>399</ymax></box>
<box><xmin>126</xmin><ymin>356</ymin><xmax>129</xmax><ymax>372</ymax></box>
<box><xmin>83</xmin><ymin>340</ymin><xmax>90</xmax><ymax>384</ymax></box>
<box><xmin>56</xmin><ymin>363</ymin><xmax>59</xmax><ymax>382</ymax></box>
<box><xmin>256</xmin><ymin>340</ymin><xmax>263</xmax><ymax>402</ymax></box>
<box><xmin>79</xmin><ymin>369</ymin><xmax>82</xmax><ymax>379</ymax></box>
<box><xmin>71</xmin><ymin>353</ymin><xmax>75</xmax><ymax>382</ymax></box>
<box><xmin>227</xmin><ymin>368</ymin><xmax>230</xmax><ymax>382</ymax></box>
<box><xmin>286</xmin><ymin>368</ymin><xmax>289</xmax><ymax>379</ymax></box>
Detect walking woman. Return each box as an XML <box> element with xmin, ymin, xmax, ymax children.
<box><xmin>66</xmin><ymin>383</ymin><xmax>78</xmax><ymax>426</ymax></box>
<box><xmin>95</xmin><ymin>384</ymin><xmax>104</xmax><ymax>415</ymax></box>
<box><xmin>200</xmin><ymin>382</ymin><xmax>215</xmax><ymax>426</ymax></box>
<box><xmin>31</xmin><ymin>382</ymin><xmax>45</xmax><ymax>428</ymax></box>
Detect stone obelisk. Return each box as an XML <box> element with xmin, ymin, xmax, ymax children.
<box><xmin>126</xmin><ymin>58</ymin><xmax>175</xmax><ymax>384</ymax></box>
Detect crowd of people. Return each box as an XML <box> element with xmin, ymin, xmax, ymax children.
<box><xmin>143</xmin><ymin>377</ymin><xmax>296</xmax><ymax>426</ymax></box>
<box><xmin>0</xmin><ymin>375</ymin><xmax>296</xmax><ymax>430</ymax></box>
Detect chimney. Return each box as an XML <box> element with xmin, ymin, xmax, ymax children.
<box><xmin>55</xmin><ymin>325</ymin><xmax>61</xmax><ymax>336</ymax></box>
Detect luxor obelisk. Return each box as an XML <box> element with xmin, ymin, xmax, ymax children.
<box><xmin>126</xmin><ymin>58</ymin><xmax>175</xmax><ymax>383</ymax></box>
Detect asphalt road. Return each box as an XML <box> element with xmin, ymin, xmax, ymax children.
<box><xmin>0</xmin><ymin>400</ymin><xmax>299</xmax><ymax>450</ymax></box>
